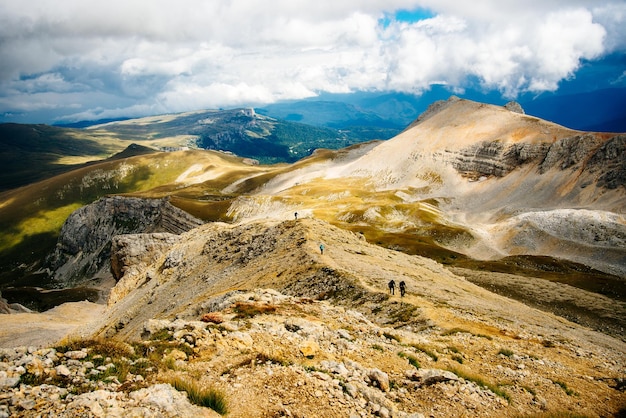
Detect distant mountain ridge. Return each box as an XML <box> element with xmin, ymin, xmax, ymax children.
<box><xmin>1</xmin><ymin>97</ymin><xmax>624</xmax><ymax>302</ymax></box>
<box><xmin>258</xmin><ymin>87</ymin><xmax>626</xmax><ymax>133</ymax></box>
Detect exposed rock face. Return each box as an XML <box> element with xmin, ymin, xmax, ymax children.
<box><xmin>46</xmin><ymin>196</ymin><xmax>203</xmax><ymax>287</ymax></box>
<box><xmin>109</xmin><ymin>233</ymin><xmax>181</xmax><ymax>304</ymax></box>
<box><xmin>451</xmin><ymin>133</ymin><xmax>622</xmax><ymax>181</ymax></box>
<box><xmin>0</xmin><ymin>293</ymin><xmax>9</xmax><ymax>315</ymax></box>
<box><xmin>504</xmin><ymin>101</ymin><xmax>525</xmax><ymax>114</ymax></box>
<box><xmin>588</xmin><ymin>134</ymin><xmax>626</xmax><ymax>189</ymax></box>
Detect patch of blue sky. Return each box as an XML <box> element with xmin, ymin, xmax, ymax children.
<box><xmin>379</xmin><ymin>8</ymin><xmax>436</xmax><ymax>28</ymax></box>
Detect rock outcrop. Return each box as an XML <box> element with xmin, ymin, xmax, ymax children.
<box><xmin>46</xmin><ymin>196</ymin><xmax>203</xmax><ymax>287</ymax></box>
<box><xmin>504</xmin><ymin>101</ymin><xmax>524</xmax><ymax>114</ymax></box>
<box><xmin>0</xmin><ymin>293</ymin><xmax>9</xmax><ymax>315</ymax></box>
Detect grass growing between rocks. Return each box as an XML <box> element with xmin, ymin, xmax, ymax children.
<box><xmin>441</xmin><ymin>327</ymin><xmax>493</xmax><ymax>340</ymax></box>
<box><xmin>398</xmin><ymin>352</ymin><xmax>421</xmax><ymax>369</ymax></box>
<box><xmin>498</xmin><ymin>348</ymin><xmax>515</xmax><ymax>357</ymax></box>
<box><xmin>32</xmin><ymin>336</ymin><xmax>198</xmax><ymax>395</ymax></box>
<box><xmin>446</xmin><ymin>366</ymin><xmax>511</xmax><ymax>402</ymax></box>
<box><xmin>410</xmin><ymin>343</ymin><xmax>438</xmax><ymax>361</ymax></box>
<box><xmin>232</xmin><ymin>301</ymin><xmax>278</xmax><ymax>319</ymax></box>
<box><xmin>552</xmin><ymin>379</ymin><xmax>577</xmax><ymax>396</ymax></box>
<box><xmin>168</xmin><ymin>376</ymin><xmax>229</xmax><ymax>415</ymax></box>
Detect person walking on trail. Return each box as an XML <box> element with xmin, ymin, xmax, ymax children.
<box><xmin>399</xmin><ymin>280</ymin><xmax>406</xmax><ymax>297</ymax></box>
<box><xmin>388</xmin><ymin>280</ymin><xmax>395</xmax><ymax>295</ymax></box>
<box><xmin>294</xmin><ymin>212</ymin><xmax>298</xmax><ymax>220</ymax></box>
<box><xmin>319</xmin><ymin>244</ymin><xmax>325</xmax><ymax>255</ymax></box>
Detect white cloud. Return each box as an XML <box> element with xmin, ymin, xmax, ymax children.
<box><xmin>0</xmin><ymin>0</ymin><xmax>623</xmax><ymax>122</ymax></box>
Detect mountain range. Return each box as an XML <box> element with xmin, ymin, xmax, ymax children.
<box><xmin>0</xmin><ymin>96</ymin><xmax>624</xmax><ymax>416</ymax></box>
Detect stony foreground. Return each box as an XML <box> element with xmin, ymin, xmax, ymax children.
<box><xmin>1</xmin><ymin>289</ymin><xmax>625</xmax><ymax>417</ymax></box>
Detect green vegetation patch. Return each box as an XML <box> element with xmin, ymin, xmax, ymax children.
<box><xmin>447</xmin><ymin>366</ymin><xmax>511</xmax><ymax>401</ymax></box>
<box><xmin>168</xmin><ymin>376</ymin><xmax>229</xmax><ymax>415</ymax></box>
<box><xmin>398</xmin><ymin>352</ymin><xmax>421</xmax><ymax>369</ymax></box>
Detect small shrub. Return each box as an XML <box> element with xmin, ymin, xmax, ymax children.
<box><xmin>56</xmin><ymin>338</ymin><xmax>135</xmax><ymax>359</ymax></box>
<box><xmin>256</xmin><ymin>352</ymin><xmax>292</xmax><ymax>367</ymax></box>
<box><xmin>447</xmin><ymin>346</ymin><xmax>460</xmax><ymax>354</ymax></box>
<box><xmin>168</xmin><ymin>376</ymin><xmax>228</xmax><ymax>415</ymax></box>
<box><xmin>149</xmin><ymin>329</ymin><xmax>173</xmax><ymax>342</ymax></box>
<box><xmin>447</xmin><ymin>366</ymin><xmax>510</xmax><ymax>402</ymax></box>
<box><xmin>542</xmin><ymin>339</ymin><xmax>556</xmax><ymax>348</ymax></box>
<box><xmin>552</xmin><ymin>380</ymin><xmax>577</xmax><ymax>396</ymax></box>
<box><xmin>441</xmin><ymin>327</ymin><xmax>468</xmax><ymax>336</ymax></box>
<box><xmin>383</xmin><ymin>332</ymin><xmax>401</xmax><ymax>343</ymax></box>
<box><xmin>452</xmin><ymin>354</ymin><xmax>463</xmax><ymax>364</ymax></box>
<box><xmin>441</xmin><ymin>327</ymin><xmax>492</xmax><ymax>340</ymax></box>
<box><xmin>372</xmin><ymin>344</ymin><xmax>384</xmax><ymax>352</ymax></box>
<box><xmin>398</xmin><ymin>352</ymin><xmax>420</xmax><ymax>369</ymax></box>
<box><xmin>498</xmin><ymin>348</ymin><xmax>514</xmax><ymax>357</ymax></box>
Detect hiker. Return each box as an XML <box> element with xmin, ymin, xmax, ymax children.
<box><xmin>388</xmin><ymin>280</ymin><xmax>395</xmax><ymax>295</ymax></box>
<box><xmin>294</xmin><ymin>212</ymin><xmax>298</xmax><ymax>220</ymax></box>
<box><xmin>399</xmin><ymin>280</ymin><xmax>406</xmax><ymax>297</ymax></box>
<box><xmin>320</xmin><ymin>244</ymin><xmax>325</xmax><ymax>255</ymax></box>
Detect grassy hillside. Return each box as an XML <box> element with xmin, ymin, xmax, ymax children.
<box><xmin>0</xmin><ymin>149</ymin><xmax>270</xmax><ymax>287</ymax></box>
<box><xmin>0</xmin><ymin>123</ymin><xmax>127</xmax><ymax>191</ymax></box>
<box><xmin>0</xmin><ymin>109</ymin><xmax>381</xmax><ymax>193</ymax></box>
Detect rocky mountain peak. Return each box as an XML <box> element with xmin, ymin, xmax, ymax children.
<box><xmin>504</xmin><ymin>101</ymin><xmax>525</xmax><ymax>114</ymax></box>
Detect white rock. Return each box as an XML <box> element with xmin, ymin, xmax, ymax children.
<box><xmin>65</xmin><ymin>350</ymin><xmax>88</xmax><ymax>360</ymax></box>
<box><xmin>367</xmin><ymin>368</ymin><xmax>390</xmax><ymax>392</ymax></box>
<box><xmin>55</xmin><ymin>364</ymin><xmax>72</xmax><ymax>377</ymax></box>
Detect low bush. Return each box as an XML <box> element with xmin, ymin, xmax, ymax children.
<box><xmin>410</xmin><ymin>343</ymin><xmax>438</xmax><ymax>361</ymax></box>
<box><xmin>498</xmin><ymin>348</ymin><xmax>514</xmax><ymax>357</ymax></box>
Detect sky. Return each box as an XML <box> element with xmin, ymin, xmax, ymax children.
<box><xmin>0</xmin><ymin>0</ymin><xmax>625</xmax><ymax>124</ymax></box>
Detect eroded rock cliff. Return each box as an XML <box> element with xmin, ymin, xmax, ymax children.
<box><xmin>46</xmin><ymin>196</ymin><xmax>203</xmax><ymax>287</ymax></box>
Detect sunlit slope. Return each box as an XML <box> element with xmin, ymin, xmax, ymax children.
<box><xmin>2</xmin><ymin>97</ymin><xmax>624</xmax><ymax>290</ymax></box>
<box><xmin>0</xmin><ymin>149</ymin><xmax>270</xmax><ymax>283</ymax></box>
<box><xmin>1</xmin><ymin>108</ymin><xmax>366</xmax><ymax>193</ymax></box>
<box><xmin>225</xmin><ymin>98</ymin><xmax>626</xmax><ymax>277</ymax></box>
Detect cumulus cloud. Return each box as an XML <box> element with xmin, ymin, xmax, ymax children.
<box><xmin>0</xmin><ymin>0</ymin><xmax>623</xmax><ymax>122</ymax></box>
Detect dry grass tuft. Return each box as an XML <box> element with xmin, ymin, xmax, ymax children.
<box><xmin>232</xmin><ymin>301</ymin><xmax>278</xmax><ymax>319</ymax></box>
